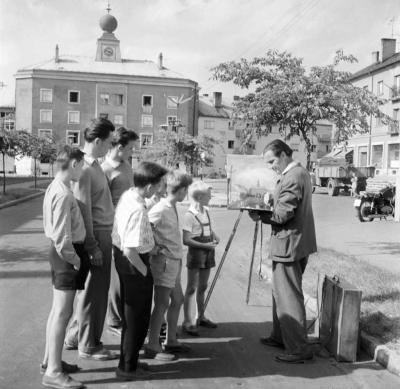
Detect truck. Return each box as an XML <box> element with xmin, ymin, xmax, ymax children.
<box><xmin>311</xmin><ymin>148</ymin><xmax>375</xmax><ymax>196</ymax></box>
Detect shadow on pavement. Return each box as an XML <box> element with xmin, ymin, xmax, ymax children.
<box><xmin>0</xmin><ymin>246</ymin><xmax>49</xmax><ymax>263</ymax></box>
<box><xmin>0</xmin><ymin>270</ymin><xmax>50</xmax><ymax>279</ymax></box>
<box><xmin>79</xmin><ymin>321</ymin><xmax>386</xmax><ymax>386</ymax></box>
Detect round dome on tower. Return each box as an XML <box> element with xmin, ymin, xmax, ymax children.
<box><xmin>99</xmin><ymin>14</ymin><xmax>118</xmax><ymax>33</ymax></box>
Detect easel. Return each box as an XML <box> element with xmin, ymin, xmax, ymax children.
<box><xmin>204</xmin><ymin>209</ymin><xmax>266</xmax><ymax>311</ymax></box>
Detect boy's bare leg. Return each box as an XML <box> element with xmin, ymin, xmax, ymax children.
<box><xmin>183</xmin><ymin>269</ymin><xmax>199</xmax><ymax>326</ymax></box>
<box><xmin>147</xmin><ymin>286</ymin><xmax>170</xmax><ymax>351</ymax></box>
<box><xmin>166</xmin><ymin>280</ymin><xmax>184</xmax><ymax>345</ymax></box>
<box><xmin>42</xmin><ymin>301</ymin><xmax>56</xmax><ymax>366</ymax></box>
<box><xmin>196</xmin><ymin>268</ymin><xmax>211</xmax><ymax>320</ymax></box>
<box><xmin>46</xmin><ymin>288</ymin><xmax>76</xmax><ymax>376</ymax></box>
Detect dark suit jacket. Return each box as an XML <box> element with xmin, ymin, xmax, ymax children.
<box><xmin>259</xmin><ymin>163</ymin><xmax>317</xmax><ymax>262</ymax></box>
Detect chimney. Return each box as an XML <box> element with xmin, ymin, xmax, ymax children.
<box><xmin>381</xmin><ymin>38</ymin><xmax>396</xmax><ymax>61</ymax></box>
<box><xmin>55</xmin><ymin>44</ymin><xmax>59</xmax><ymax>63</ymax></box>
<box><xmin>371</xmin><ymin>51</ymin><xmax>380</xmax><ymax>64</ymax></box>
<box><xmin>158</xmin><ymin>52</ymin><xmax>163</xmax><ymax>69</ymax></box>
<box><xmin>213</xmin><ymin>92</ymin><xmax>222</xmax><ymax>108</ymax></box>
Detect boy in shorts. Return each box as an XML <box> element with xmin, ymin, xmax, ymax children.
<box><xmin>182</xmin><ymin>181</ymin><xmax>220</xmax><ymax>336</ymax></box>
<box><xmin>41</xmin><ymin>146</ymin><xmax>88</xmax><ymax>389</ymax></box>
<box><xmin>112</xmin><ymin>161</ymin><xmax>168</xmax><ymax>381</ymax></box>
<box><xmin>145</xmin><ymin>171</ymin><xmax>193</xmax><ymax>360</ymax></box>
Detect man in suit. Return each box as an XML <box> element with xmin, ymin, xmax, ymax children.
<box><xmin>250</xmin><ymin>139</ymin><xmax>317</xmax><ymax>363</ymax></box>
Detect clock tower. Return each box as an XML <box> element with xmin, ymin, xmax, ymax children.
<box><xmin>95</xmin><ymin>5</ymin><xmax>122</xmax><ymax>62</ymax></box>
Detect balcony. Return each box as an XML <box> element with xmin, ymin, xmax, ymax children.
<box><xmin>391</xmin><ymin>86</ymin><xmax>400</xmax><ymax>101</ymax></box>
<box><xmin>388</xmin><ymin>121</ymin><xmax>399</xmax><ymax>135</ymax></box>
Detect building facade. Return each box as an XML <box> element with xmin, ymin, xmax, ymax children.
<box><xmin>197</xmin><ymin>92</ymin><xmax>235</xmax><ymax>176</ymax></box>
<box><xmin>348</xmin><ymin>38</ymin><xmax>400</xmax><ymax>176</ymax></box>
<box><xmin>0</xmin><ymin>86</ymin><xmax>16</xmax><ymax>173</ymax></box>
<box><xmin>14</xmin><ymin>11</ymin><xmax>198</xmax><ymax>174</ymax></box>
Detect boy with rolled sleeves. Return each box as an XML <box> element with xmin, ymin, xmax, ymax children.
<box><xmin>145</xmin><ymin>171</ymin><xmax>193</xmax><ymax>360</ymax></box>
<box><xmin>102</xmin><ymin>127</ymin><xmax>139</xmax><ymax>336</ymax></box>
<box><xmin>112</xmin><ymin>161</ymin><xmax>168</xmax><ymax>381</ymax></box>
<box><xmin>41</xmin><ymin>146</ymin><xmax>87</xmax><ymax>389</ymax></box>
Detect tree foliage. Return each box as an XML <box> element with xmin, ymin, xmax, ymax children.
<box><xmin>142</xmin><ymin>130</ymin><xmax>217</xmax><ymax>174</ymax></box>
<box><xmin>212</xmin><ymin>50</ymin><xmax>390</xmax><ymax>168</ymax></box>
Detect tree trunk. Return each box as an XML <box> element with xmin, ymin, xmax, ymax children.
<box><xmin>2</xmin><ymin>153</ymin><xmax>5</xmax><ymax>195</ymax></box>
<box><xmin>300</xmin><ymin>130</ymin><xmax>312</xmax><ymax>170</ymax></box>
<box><xmin>34</xmin><ymin>158</ymin><xmax>37</xmax><ymax>189</ymax></box>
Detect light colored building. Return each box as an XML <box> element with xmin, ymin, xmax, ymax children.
<box><xmin>0</xmin><ymin>85</ymin><xmax>16</xmax><ymax>174</ymax></box>
<box><xmin>14</xmin><ymin>9</ymin><xmax>198</xmax><ymax>175</ymax></box>
<box><xmin>197</xmin><ymin>92</ymin><xmax>235</xmax><ymax>176</ymax></box>
<box><xmin>348</xmin><ymin>38</ymin><xmax>400</xmax><ymax>176</ymax></box>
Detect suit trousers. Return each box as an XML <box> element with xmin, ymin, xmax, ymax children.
<box><xmin>65</xmin><ymin>229</ymin><xmax>112</xmax><ymax>353</ymax></box>
<box><xmin>114</xmin><ymin>247</ymin><xmax>153</xmax><ymax>372</ymax></box>
<box><xmin>271</xmin><ymin>257</ymin><xmax>309</xmax><ymax>354</ymax></box>
<box><xmin>107</xmin><ymin>253</ymin><xmax>123</xmax><ymax>328</ymax></box>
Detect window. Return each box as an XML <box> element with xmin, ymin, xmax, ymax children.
<box><xmin>377</xmin><ymin>81</ymin><xmax>384</xmax><ymax>96</ymax></box>
<box><xmin>311</xmin><ymin>145</ymin><xmax>317</xmax><ymax>152</ymax></box>
<box><xmin>167</xmin><ymin>96</ymin><xmax>178</xmax><ymax>109</ymax></box>
<box><xmin>140</xmin><ymin>133</ymin><xmax>153</xmax><ymax>148</ymax></box>
<box><xmin>326</xmin><ymin>145</ymin><xmax>330</xmax><ymax>152</ymax></box>
<box><xmin>376</xmin><ymin>116</ymin><xmax>383</xmax><ymax>127</ymax></box>
<box><xmin>68</xmin><ymin>111</ymin><xmax>80</xmax><ymax>124</ymax></box>
<box><xmin>204</xmin><ymin>120</ymin><xmax>215</xmax><ymax>129</ymax></box>
<box><xmin>113</xmin><ymin>94</ymin><xmax>124</xmax><ymax>106</ymax></box>
<box><xmin>68</xmin><ymin>90</ymin><xmax>80</xmax><ymax>104</ymax></box>
<box><xmin>363</xmin><ymin>85</ymin><xmax>368</xmax><ymax>91</ymax></box>
<box><xmin>142</xmin><ymin>95</ymin><xmax>153</xmax><ymax>107</ymax></box>
<box><xmin>371</xmin><ymin>144</ymin><xmax>383</xmax><ymax>168</ymax></box>
<box><xmin>394</xmin><ymin>108</ymin><xmax>399</xmax><ymax>121</ymax></box>
<box><xmin>100</xmin><ymin>93</ymin><xmax>110</xmax><ymax>105</ymax></box>
<box><xmin>40</xmin><ymin>89</ymin><xmax>52</xmax><ymax>103</ymax></box>
<box><xmin>99</xmin><ymin>113</ymin><xmax>109</xmax><ymax>119</ymax></box>
<box><xmin>66</xmin><ymin>130</ymin><xmax>80</xmax><ymax>146</ymax></box>
<box><xmin>142</xmin><ymin>114</ymin><xmax>153</xmax><ymax>127</ymax></box>
<box><xmin>38</xmin><ymin>129</ymin><xmax>52</xmax><ymax>139</ymax></box>
<box><xmin>228</xmin><ymin>140</ymin><xmax>234</xmax><ymax>149</ymax></box>
<box><xmin>395</xmin><ymin>75</ymin><xmax>400</xmax><ymax>95</ymax></box>
<box><xmin>40</xmin><ymin>109</ymin><xmax>52</xmax><ymax>123</ymax></box>
<box><xmin>4</xmin><ymin>119</ymin><xmax>15</xmax><ymax>130</ymax></box>
<box><xmin>114</xmin><ymin>115</ymin><xmax>123</xmax><ymax>125</ymax></box>
<box><xmin>388</xmin><ymin>143</ymin><xmax>400</xmax><ymax>168</ymax></box>
<box><xmin>358</xmin><ymin>146</ymin><xmax>368</xmax><ymax>166</ymax></box>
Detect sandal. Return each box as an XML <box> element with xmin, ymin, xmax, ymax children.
<box><xmin>182</xmin><ymin>324</ymin><xmax>199</xmax><ymax>337</ymax></box>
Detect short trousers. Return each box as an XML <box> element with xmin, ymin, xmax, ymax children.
<box><xmin>150</xmin><ymin>254</ymin><xmax>182</xmax><ymax>289</ymax></box>
<box><xmin>187</xmin><ymin>245</ymin><xmax>215</xmax><ymax>269</ymax></box>
<box><xmin>49</xmin><ymin>243</ymin><xmax>90</xmax><ymax>290</ymax></box>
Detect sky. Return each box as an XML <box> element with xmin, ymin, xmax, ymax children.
<box><xmin>1</xmin><ymin>0</ymin><xmax>400</xmax><ymax>105</ymax></box>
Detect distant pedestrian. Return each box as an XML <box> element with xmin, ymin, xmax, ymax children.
<box><xmin>350</xmin><ymin>174</ymin><xmax>358</xmax><ymax>197</ymax></box>
<box><xmin>145</xmin><ymin>171</ymin><xmax>193</xmax><ymax>361</ymax></box>
<box><xmin>41</xmin><ymin>146</ymin><xmax>87</xmax><ymax>389</ymax></box>
<box><xmin>112</xmin><ymin>161</ymin><xmax>168</xmax><ymax>381</ymax></box>
<box><xmin>64</xmin><ymin>118</ymin><xmax>117</xmax><ymax>361</ymax></box>
<box><xmin>182</xmin><ymin>181</ymin><xmax>220</xmax><ymax>336</ymax></box>
<box><xmin>101</xmin><ymin>127</ymin><xmax>139</xmax><ymax>337</ymax></box>
<box><xmin>249</xmin><ymin>139</ymin><xmax>317</xmax><ymax>364</ymax></box>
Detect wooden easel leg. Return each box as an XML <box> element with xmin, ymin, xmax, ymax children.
<box><xmin>204</xmin><ymin>209</ymin><xmax>244</xmax><ymax>311</ymax></box>
<box><xmin>246</xmin><ymin>221</ymin><xmax>259</xmax><ymax>304</ymax></box>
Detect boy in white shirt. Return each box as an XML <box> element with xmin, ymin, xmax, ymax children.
<box><xmin>112</xmin><ymin>161</ymin><xmax>168</xmax><ymax>381</ymax></box>
<box><xmin>145</xmin><ymin>171</ymin><xmax>192</xmax><ymax>360</ymax></box>
<box><xmin>182</xmin><ymin>181</ymin><xmax>220</xmax><ymax>336</ymax></box>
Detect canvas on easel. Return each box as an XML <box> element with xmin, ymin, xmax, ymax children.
<box><xmin>226</xmin><ymin>154</ymin><xmax>279</xmax><ymax>211</ymax></box>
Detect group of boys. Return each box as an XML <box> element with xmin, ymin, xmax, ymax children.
<box><xmin>41</xmin><ymin>118</ymin><xmax>219</xmax><ymax>389</ymax></box>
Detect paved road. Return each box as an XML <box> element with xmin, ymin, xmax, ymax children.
<box><xmin>1</xmin><ymin>196</ymin><xmax>399</xmax><ymax>388</ymax></box>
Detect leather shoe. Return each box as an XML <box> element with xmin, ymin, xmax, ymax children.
<box><xmin>274</xmin><ymin>352</ymin><xmax>314</xmax><ymax>364</ymax></box>
<box><xmin>259</xmin><ymin>336</ymin><xmax>284</xmax><ymax>349</ymax></box>
<box><xmin>115</xmin><ymin>367</ymin><xmax>152</xmax><ymax>381</ymax></box>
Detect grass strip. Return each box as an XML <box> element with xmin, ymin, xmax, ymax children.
<box><xmin>0</xmin><ymin>188</ymin><xmax>41</xmax><ymax>204</ymax></box>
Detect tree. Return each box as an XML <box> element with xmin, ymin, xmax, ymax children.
<box><xmin>142</xmin><ymin>129</ymin><xmax>217</xmax><ymax>174</ymax></box>
<box><xmin>23</xmin><ymin>133</ymin><xmax>57</xmax><ymax>188</ymax></box>
<box><xmin>212</xmin><ymin>50</ymin><xmax>390</xmax><ymax>169</ymax></box>
<box><xmin>0</xmin><ymin>129</ymin><xmax>28</xmax><ymax>194</ymax></box>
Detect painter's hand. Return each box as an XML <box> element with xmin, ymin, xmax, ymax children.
<box><xmin>248</xmin><ymin>210</ymin><xmax>261</xmax><ymax>222</ymax></box>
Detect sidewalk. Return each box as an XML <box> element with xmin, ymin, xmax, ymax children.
<box><xmin>0</xmin><ymin>198</ymin><xmax>399</xmax><ymax>388</ymax></box>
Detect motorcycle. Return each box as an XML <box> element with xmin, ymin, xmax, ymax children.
<box><xmin>354</xmin><ymin>185</ymin><xmax>395</xmax><ymax>222</ymax></box>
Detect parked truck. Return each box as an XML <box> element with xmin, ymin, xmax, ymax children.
<box><xmin>310</xmin><ymin>148</ymin><xmax>375</xmax><ymax>196</ymax></box>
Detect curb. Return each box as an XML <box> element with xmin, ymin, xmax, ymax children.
<box><xmin>0</xmin><ymin>191</ymin><xmax>44</xmax><ymax>210</ymax></box>
<box><xmin>304</xmin><ymin>292</ymin><xmax>400</xmax><ymax>376</ymax></box>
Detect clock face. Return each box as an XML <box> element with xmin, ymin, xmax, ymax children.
<box><xmin>103</xmin><ymin>46</ymin><xmax>114</xmax><ymax>57</ymax></box>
